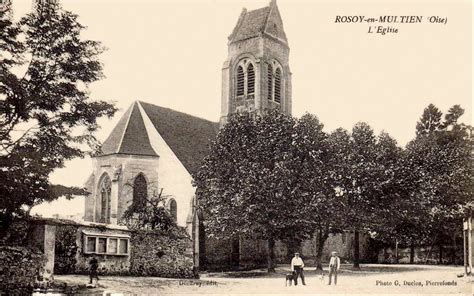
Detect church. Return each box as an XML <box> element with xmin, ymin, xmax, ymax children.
<box><xmin>83</xmin><ymin>0</ymin><xmax>367</xmax><ymax>270</ymax></box>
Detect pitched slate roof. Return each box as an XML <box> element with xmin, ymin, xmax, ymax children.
<box><xmin>100</xmin><ymin>102</ymin><xmax>157</xmax><ymax>157</ymax></box>
<box><xmin>139</xmin><ymin>102</ymin><xmax>219</xmax><ymax>175</ymax></box>
<box><xmin>99</xmin><ymin>101</ymin><xmax>219</xmax><ymax>176</ymax></box>
<box><xmin>228</xmin><ymin>0</ymin><xmax>287</xmax><ymax>45</ymax></box>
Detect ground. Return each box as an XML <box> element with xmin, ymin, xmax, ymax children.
<box><xmin>52</xmin><ymin>264</ymin><xmax>472</xmax><ymax>295</ymax></box>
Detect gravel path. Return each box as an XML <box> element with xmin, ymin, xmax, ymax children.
<box><xmin>54</xmin><ymin>264</ymin><xmax>473</xmax><ymax>295</ymax></box>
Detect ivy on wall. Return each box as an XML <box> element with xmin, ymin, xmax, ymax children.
<box><xmin>54</xmin><ymin>225</ymin><xmax>78</xmax><ymax>274</ymax></box>
<box><xmin>130</xmin><ymin>228</ymin><xmax>194</xmax><ymax>278</ymax></box>
<box><xmin>0</xmin><ymin>246</ymin><xmax>45</xmax><ymax>294</ymax></box>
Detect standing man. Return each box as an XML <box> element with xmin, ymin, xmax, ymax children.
<box><xmin>88</xmin><ymin>255</ymin><xmax>99</xmax><ymax>286</ymax></box>
<box><xmin>328</xmin><ymin>251</ymin><xmax>340</xmax><ymax>285</ymax></box>
<box><xmin>291</xmin><ymin>252</ymin><xmax>306</xmax><ymax>286</ymax></box>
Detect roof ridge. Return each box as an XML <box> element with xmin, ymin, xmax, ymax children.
<box><xmin>139</xmin><ymin>101</ymin><xmax>218</xmax><ymax>125</ymax></box>
<box><xmin>116</xmin><ymin>101</ymin><xmax>136</xmax><ymax>154</ymax></box>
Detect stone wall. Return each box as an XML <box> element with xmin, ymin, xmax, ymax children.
<box><xmin>203</xmin><ymin>231</ymin><xmax>371</xmax><ymax>270</ymax></box>
<box><xmin>130</xmin><ymin>229</ymin><xmax>194</xmax><ymax>278</ymax></box>
<box><xmin>378</xmin><ymin>245</ymin><xmax>464</xmax><ymax>264</ymax></box>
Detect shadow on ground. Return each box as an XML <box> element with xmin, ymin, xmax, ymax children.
<box><xmin>205</xmin><ymin>264</ymin><xmax>427</xmax><ymax>278</ymax></box>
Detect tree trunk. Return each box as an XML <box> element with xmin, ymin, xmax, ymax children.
<box><xmin>451</xmin><ymin>232</ymin><xmax>457</xmax><ymax>265</ymax></box>
<box><xmin>438</xmin><ymin>243</ymin><xmax>443</xmax><ymax>265</ymax></box>
<box><xmin>353</xmin><ymin>230</ymin><xmax>360</xmax><ymax>269</ymax></box>
<box><xmin>395</xmin><ymin>240</ymin><xmax>399</xmax><ymax>263</ymax></box>
<box><xmin>231</xmin><ymin>236</ymin><xmax>240</xmax><ymax>268</ymax></box>
<box><xmin>267</xmin><ymin>237</ymin><xmax>276</xmax><ymax>272</ymax></box>
<box><xmin>410</xmin><ymin>242</ymin><xmax>415</xmax><ymax>264</ymax></box>
<box><xmin>315</xmin><ymin>228</ymin><xmax>329</xmax><ymax>271</ymax></box>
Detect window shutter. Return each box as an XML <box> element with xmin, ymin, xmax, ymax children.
<box><xmin>236</xmin><ymin>66</ymin><xmax>244</xmax><ymax>96</ymax></box>
<box><xmin>275</xmin><ymin>68</ymin><xmax>282</xmax><ymax>103</ymax></box>
<box><xmin>267</xmin><ymin>64</ymin><xmax>273</xmax><ymax>100</ymax></box>
<box><xmin>247</xmin><ymin>64</ymin><xmax>255</xmax><ymax>95</ymax></box>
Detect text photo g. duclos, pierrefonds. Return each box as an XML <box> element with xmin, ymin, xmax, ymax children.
<box><xmin>0</xmin><ymin>0</ymin><xmax>472</xmax><ymax>295</ymax></box>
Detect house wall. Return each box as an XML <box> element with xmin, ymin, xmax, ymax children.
<box><xmin>54</xmin><ymin>222</ymin><xmax>131</xmax><ymax>274</ymax></box>
<box><xmin>27</xmin><ymin>218</ymin><xmax>195</xmax><ymax>278</ymax></box>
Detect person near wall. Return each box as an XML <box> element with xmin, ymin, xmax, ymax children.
<box><xmin>88</xmin><ymin>256</ymin><xmax>99</xmax><ymax>286</ymax></box>
<box><xmin>290</xmin><ymin>252</ymin><xmax>306</xmax><ymax>286</ymax></box>
<box><xmin>328</xmin><ymin>251</ymin><xmax>341</xmax><ymax>285</ymax></box>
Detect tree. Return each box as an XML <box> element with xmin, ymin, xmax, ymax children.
<box><xmin>291</xmin><ymin>113</ymin><xmax>335</xmax><ymax>270</ymax></box>
<box><xmin>401</xmin><ymin>104</ymin><xmax>472</xmax><ymax>263</ymax></box>
<box><xmin>195</xmin><ymin>110</ymin><xmax>315</xmax><ymax>272</ymax></box>
<box><xmin>0</xmin><ymin>4</ymin><xmax>116</xmax><ymax>228</ymax></box>
<box><xmin>122</xmin><ymin>187</ymin><xmax>176</xmax><ymax>232</ymax></box>
<box><xmin>342</xmin><ymin>122</ymin><xmax>380</xmax><ymax>268</ymax></box>
<box><xmin>415</xmin><ymin>103</ymin><xmax>442</xmax><ymax>137</ymax></box>
<box><xmin>370</xmin><ymin>132</ymin><xmax>428</xmax><ymax>263</ymax></box>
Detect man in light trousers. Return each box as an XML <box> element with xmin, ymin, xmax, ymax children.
<box><xmin>328</xmin><ymin>251</ymin><xmax>340</xmax><ymax>285</ymax></box>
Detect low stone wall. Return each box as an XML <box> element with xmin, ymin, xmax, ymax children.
<box><xmin>378</xmin><ymin>245</ymin><xmax>464</xmax><ymax>264</ymax></box>
<box><xmin>28</xmin><ymin>218</ymin><xmax>194</xmax><ymax>278</ymax></box>
<box><xmin>204</xmin><ymin>231</ymin><xmax>371</xmax><ymax>270</ymax></box>
<box><xmin>130</xmin><ymin>229</ymin><xmax>194</xmax><ymax>278</ymax></box>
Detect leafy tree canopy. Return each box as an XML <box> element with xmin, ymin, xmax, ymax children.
<box><xmin>0</xmin><ymin>4</ymin><xmax>117</xmax><ymax>225</ymax></box>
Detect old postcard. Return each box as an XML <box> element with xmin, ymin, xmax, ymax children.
<box><xmin>0</xmin><ymin>0</ymin><xmax>472</xmax><ymax>295</ymax></box>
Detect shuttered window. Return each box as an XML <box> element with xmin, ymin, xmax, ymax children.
<box><xmin>247</xmin><ymin>63</ymin><xmax>255</xmax><ymax>95</ymax></box>
<box><xmin>236</xmin><ymin>66</ymin><xmax>244</xmax><ymax>96</ymax></box>
<box><xmin>267</xmin><ymin>64</ymin><xmax>273</xmax><ymax>100</ymax></box>
<box><xmin>274</xmin><ymin>68</ymin><xmax>282</xmax><ymax>103</ymax></box>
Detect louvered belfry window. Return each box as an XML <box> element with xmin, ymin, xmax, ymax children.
<box><xmin>267</xmin><ymin>64</ymin><xmax>273</xmax><ymax>100</ymax></box>
<box><xmin>236</xmin><ymin>66</ymin><xmax>244</xmax><ymax>96</ymax></box>
<box><xmin>274</xmin><ymin>68</ymin><xmax>282</xmax><ymax>103</ymax></box>
<box><xmin>247</xmin><ymin>64</ymin><xmax>255</xmax><ymax>95</ymax></box>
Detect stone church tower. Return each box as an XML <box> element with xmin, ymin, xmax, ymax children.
<box><xmin>219</xmin><ymin>0</ymin><xmax>292</xmax><ymax>126</ymax></box>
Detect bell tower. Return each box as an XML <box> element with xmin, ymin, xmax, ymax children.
<box><xmin>219</xmin><ymin>0</ymin><xmax>292</xmax><ymax>126</ymax></box>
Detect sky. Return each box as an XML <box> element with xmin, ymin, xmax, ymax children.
<box><xmin>11</xmin><ymin>0</ymin><xmax>471</xmax><ymax>216</ymax></box>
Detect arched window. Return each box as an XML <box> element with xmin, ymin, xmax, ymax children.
<box><xmin>98</xmin><ymin>174</ymin><xmax>111</xmax><ymax>224</ymax></box>
<box><xmin>247</xmin><ymin>63</ymin><xmax>255</xmax><ymax>95</ymax></box>
<box><xmin>133</xmin><ymin>173</ymin><xmax>147</xmax><ymax>207</ymax></box>
<box><xmin>274</xmin><ymin>68</ymin><xmax>282</xmax><ymax>103</ymax></box>
<box><xmin>267</xmin><ymin>64</ymin><xmax>273</xmax><ymax>100</ymax></box>
<box><xmin>169</xmin><ymin>199</ymin><xmax>177</xmax><ymax>222</ymax></box>
<box><xmin>236</xmin><ymin>66</ymin><xmax>244</xmax><ymax>96</ymax></box>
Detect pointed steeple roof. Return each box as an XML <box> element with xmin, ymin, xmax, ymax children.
<box><xmin>139</xmin><ymin>102</ymin><xmax>219</xmax><ymax>175</ymax></box>
<box><xmin>98</xmin><ymin>101</ymin><xmax>219</xmax><ymax>175</ymax></box>
<box><xmin>100</xmin><ymin>101</ymin><xmax>158</xmax><ymax>157</ymax></box>
<box><xmin>228</xmin><ymin>0</ymin><xmax>288</xmax><ymax>45</ymax></box>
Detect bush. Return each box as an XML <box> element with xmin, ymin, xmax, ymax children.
<box><xmin>0</xmin><ymin>246</ymin><xmax>45</xmax><ymax>294</ymax></box>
